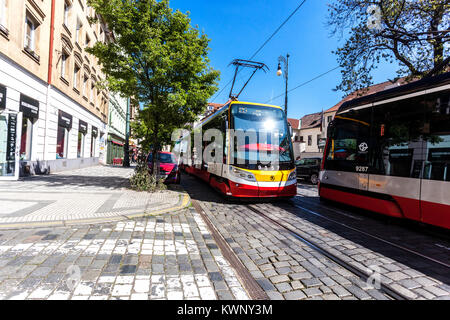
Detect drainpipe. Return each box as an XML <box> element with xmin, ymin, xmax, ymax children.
<box><xmin>42</xmin><ymin>0</ymin><xmax>55</xmax><ymax>171</ymax></box>
<box><xmin>123</xmin><ymin>97</ymin><xmax>130</xmax><ymax>167</ymax></box>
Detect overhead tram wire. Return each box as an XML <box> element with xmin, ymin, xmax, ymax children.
<box><xmin>265</xmin><ymin>66</ymin><xmax>341</xmax><ymax>104</ymax></box>
<box><xmin>211</xmin><ymin>0</ymin><xmax>308</xmax><ymax>103</ymax></box>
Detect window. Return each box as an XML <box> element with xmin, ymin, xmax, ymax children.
<box><xmin>64</xmin><ymin>1</ymin><xmax>70</xmax><ymax>27</ymax></box>
<box><xmin>75</xmin><ymin>18</ymin><xmax>82</xmax><ymax>44</ymax></box>
<box><xmin>317</xmin><ymin>135</ymin><xmax>321</xmax><ymax>146</ymax></box>
<box><xmin>90</xmin><ymin>132</ymin><xmax>97</xmax><ymax>157</ymax></box>
<box><xmin>85</xmin><ymin>33</ymin><xmax>90</xmax><ymax>47</ymax></box>
<box><xmin>73</xmin><ymin>64</ymin><xmax>80</xmax><ymax>91</ymax></box>
<box><xmin>371</xmin><ymin>96</ymin><xmax>426</xmax><ymax>178</ymax></box>
<box><xmin>83</xmin><ymin>74</ymin><xmax>89</xmax><ymax>97</ymax></box>
<box><xmin>56</xmin><ymin>126</ymin><xmax>69</xmax><ymax>159</ymax></box>
<box><xmin>300</xmin><ymin>136</ymin><xmax>304</xmax><ymax>143</ymax></box>
<box><xmin>90</xmin><ymin>81</ymin><xmax>95</xmax><ymax>104</ymax></box>
<box><xmin>20</xmin><ymin>117</ymin><xmax>33</xmax><ymax>161</ymax></box>
<box><xmin>61</xmin><ymin>51</ymin><xmax>69</xmax><ymax>80</ymax></box>
<box><xmin>423</xmin><ymin>91</ymin><xmax>450</xmax><ymax>181</ymax></box>
<box><xmin>327</xmin><ymin>116</ymin><xmax>333</xmax><ymax>124</ymax></box>
<box><xmin>308</xmin><ymin>135</ymin><xmax>312</xmax><ymax>146</ymax></box>
<box><xmin>324</xmin><ymin>108</ymin><xmax>372</xmax><ymax>172</ymax></box>
<box><xmin>0</xmin><ymin>0</ymin><xmax>7</xmax><ymax>28</ymax></box>
<box><xmin>24</xmin><ymin>16</ymin><xmax>36</xmax><ymax>51</ymax></box>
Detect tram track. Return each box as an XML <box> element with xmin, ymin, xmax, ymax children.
<box><xmin>244</xmin><ymin>204</ymin><xmax>408</xmax><ymax>300</ymax></box>
<box><xmin>290</xmin><ymin>192</ymin><xmax>450</xmax><ymax>269</ymax></box>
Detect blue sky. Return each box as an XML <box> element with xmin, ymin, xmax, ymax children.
<box><xmin>169</xmin><ymin>0</ymin><xmax>399</xmax><ymax>120</ymax></box>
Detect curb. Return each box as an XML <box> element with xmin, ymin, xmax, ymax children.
<box><xmin>0</xmin><ymin>192</ymin><xmax>191</xmax><ymax>230</ymax></box>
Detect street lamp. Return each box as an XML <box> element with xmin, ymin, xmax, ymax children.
<box><xmin>277</xmin><ymin>54</ymin><xmax>289</xmax><ymax>115</ymax></box>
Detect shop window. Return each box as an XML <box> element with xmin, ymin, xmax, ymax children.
<box><xmin>91</xmin><ymin>127</ymin><xmax>98</xmax><ymax>157</ymax></box>
<box><xmin>56</xmin><ymin>126</ymin><xmax>69</xmax><ymax>159</ymax></box>
<box><xmin>20</xmin><ymin>116</ymin><xmax>33</xmax><ymax>161</ymax></box>
<box><xmin>77</xmin><ymin>131</ymin><xmax>85</xmax><ymax>158</ymax></box>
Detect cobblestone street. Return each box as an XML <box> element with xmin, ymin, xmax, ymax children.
<box><xmin>0</xmin><ymin>167</ymin><xmax>449</xmax><ymax>301</ymax></box>
<box><xmin>182</xmin><ymin>174</ymin><xmax>450</xmax><ymax>301</ymax></box>
<box><xmin>0</xmin><ymin>208</ymin><xmax>248</xmax><ymax>300</ymax></box>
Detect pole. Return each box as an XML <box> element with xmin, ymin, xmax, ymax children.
<box><xmin>285</xmin><ymin>54</ymin><xmax>289</xmax><ymax>116</ymax></box>
<box><xmin>123</xmin><ymin>97</ymin><xmax>130</xmax><ymax>167</ymax></box>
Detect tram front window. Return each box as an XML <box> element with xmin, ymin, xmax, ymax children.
<box><xmin>230</xmin><ymin>104</ymin><xmax>294</xmax><ymax>170</ymax></box>
<box><xmin>324</xmin><ymin>109</ymin><xmax>372</xmax><ymax>172</ymax></box>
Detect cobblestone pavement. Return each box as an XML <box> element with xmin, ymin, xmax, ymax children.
<box><xmin>0</xmin><ymin>166</ymin><xmax>185</xmax><ymax>226</ymax></box>
<box><xmin>182</xmin><ymin>174</ymin><xmax>450</xmax><ymax>300</ymax></box>
<box><xmin>0</xmin><ymin>208</ymin><xmax>249</xmax><ymax>300</ymax></box>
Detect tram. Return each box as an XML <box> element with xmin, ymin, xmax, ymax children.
<box><xmin>320</xmin><ymin>72</ymin><xmax>450</xmax><ymax>230</ymax></box>
<box><xmin>178</xmin><ymin>100</ymin><xmax>297</xmax><ymax>198</ymax></box>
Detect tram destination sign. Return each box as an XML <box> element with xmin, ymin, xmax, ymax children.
<box><xmin>0</xmin><ymin>84</ymin><xmax>6</xmax><ymax>110</ymax></box>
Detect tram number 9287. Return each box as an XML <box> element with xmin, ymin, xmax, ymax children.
<box><xmin>356</xmin><ymin>166</ymin><xmax>369</xmax><ymax>173</ymax></box>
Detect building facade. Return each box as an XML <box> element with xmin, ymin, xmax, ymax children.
<box><xmin>0</xmin><ymin>0</ymin><xmax>110</xmax><ymax>180</ymax></box>
<box><xmin>106</xmin><ymin>93</ymin><xmax>127</xmax><ymax>164</ymax></box>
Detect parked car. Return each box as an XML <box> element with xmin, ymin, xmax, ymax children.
<box><xmin>147</xmin><ymin>152</ymin><xmax>181</xmax><ymax>184</ymax></box>
<box><xmin>295</xmin><ymin>157</ymin><xmax>321</xmax><ymax>184</ymax></box>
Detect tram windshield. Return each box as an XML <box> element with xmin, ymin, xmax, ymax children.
<box><xmin>230</xmin><ymin>104</ymin><xmax>294</xmax><ymax>170</ymax></box>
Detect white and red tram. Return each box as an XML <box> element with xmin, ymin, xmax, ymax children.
<box><xmin>320</xmin><ymin>72</ymin><xmax>450</xmax><ymax>230</ymax></box>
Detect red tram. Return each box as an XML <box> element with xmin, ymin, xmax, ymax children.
<box><xmin>320</xmin><ymin>72</ymin><xmax>450</xmax><ymax>230</ymax></box>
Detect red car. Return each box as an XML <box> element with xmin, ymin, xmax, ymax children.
<box><xmin>147</xmin><ymin>152</ymin><xmax>181</xmax><ymax>184</ymax></box>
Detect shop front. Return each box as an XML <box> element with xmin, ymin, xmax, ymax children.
<box><xmin>0</xmin><ymin>84</ymin><xmax>23</xmax><ymax>180</ymax></box>
<box><xmin>107</xmin><ymin>134</ymin><xmax>125</xmax><ymax>165</ymax></box>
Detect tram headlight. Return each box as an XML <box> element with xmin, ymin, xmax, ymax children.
<box><xmin>288</xmin><ymin>170</ymin><xmax>297</xmax><ymax>181</ymax></box>
<box><xmin>230</xmin><ymin>166</ymin><xmax>257</xmax><ymax>182</ymax></box>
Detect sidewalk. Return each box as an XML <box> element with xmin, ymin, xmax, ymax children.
<box><xmin>0</xmin><ymin>166</ymin><xmax>189</xmax><ymax>228</ymax></box>
<box><xmin>0</xmin><ymin>167</ymin><xmax>249</xmax><ymax>300</ymax></box>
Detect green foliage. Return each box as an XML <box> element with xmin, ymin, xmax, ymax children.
<box><xmin>86</xmin><ymin>0</ymin><xmax>219</xmax><ymax>159</ymax></box>
<box><xmin>328</xmin><ymin>0</ymin><xmax>449</xmax><ymax>94</ymax></box>
<box><xmin>129</xmin><ymin>161</ymin><xmax>167</xmax><ymax>192</ymax></box>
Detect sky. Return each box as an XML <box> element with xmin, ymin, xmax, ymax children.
<box><xmin>168</xmin><ymin>0</ymin><xmax>400</xmax><ymax>120</ymax></box>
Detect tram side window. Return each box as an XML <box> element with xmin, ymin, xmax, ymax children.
<box><xmin>324</xmin><ymin>108</ymin><xmax>371</xmax><ymax>172</ymax></box>
<box><xmin>371</xmin><ymin>96</ymin><xmax>426</xmax><ymax>178</ymax></box>
<box><xmin>423</xmin><ymin>91</ymin><xmax>450</xmax><ymax>182</ymax></box>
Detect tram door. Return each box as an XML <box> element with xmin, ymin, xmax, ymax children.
<box><xmin>420</xmin><ymin>91</ymin><xmax>450</xmax><ymax>229</ymax></box>
<box><xmin>0</xmin><ymin>111</ymin><xmax>22</xmax><ymax>180</ymax></box>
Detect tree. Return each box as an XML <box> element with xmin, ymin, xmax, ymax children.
<box><xmin>87</xmin><ymin>0</ymin><xmax>219</xmax><ymax>174</ymax></box>
<box><xmin>328</xmin><ymin>0</ymin><xmax>449</xmax><ymax>94</ymax></box>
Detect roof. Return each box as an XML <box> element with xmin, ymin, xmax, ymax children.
<box><xmin>326</xmin><ymin>78</ymin><xmax>408</xmax><ymax>113</ymax></box>
<box><xmin>300</xmin><ymin>112</ymin><xmax>323</xmax><ymax>130</ymax></box>
<box><xmin>287</xmin><ymin>118</ymin><xmax>300</xmax><ymax>129</ymax></box>
<box><xmin>339</xmin><ymin>72</ymin><xmax>450</xmax><ymax>112</ymax></box>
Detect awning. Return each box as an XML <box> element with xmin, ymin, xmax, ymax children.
<box><xmin>20</xmin><ymin>94</ymin><xmax>40</xmax><ymax>119</ymax></box>
<box><xmin>58</xmin><ymin>110</ymin><xmax>72</xmax><ymax>129</ymax></box>
<box><xmin>111</xmin><ymin>140</ymin><xmax>124</xmax><ymax>146</ymax></box>
<box><xmin>0</xmin><ymin>84</ymin><xmax>6</xmax><ymax>110</ymax></box>
<box><xmin>78</xmin><ymin>120</ymin><xmax>88</xmax><ymax>134</ymax></box>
